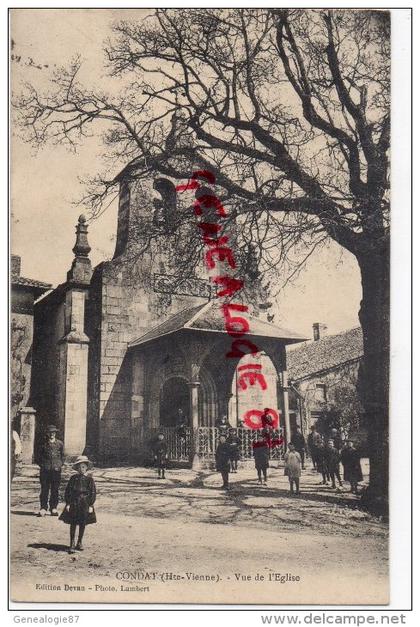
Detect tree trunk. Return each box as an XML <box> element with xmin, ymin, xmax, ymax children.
<box><xmin>357</xmin><ymin>242</ymin><xmax>390</xmax><ymax>514</ymax></box>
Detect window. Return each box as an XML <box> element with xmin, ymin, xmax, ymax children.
<box><xmin>315</xmin><ymin>384</ymin><xmax>327</xmax><ymax>402</ymax></box>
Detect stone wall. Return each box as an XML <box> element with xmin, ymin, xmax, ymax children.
<box><xmin>11</xmin><ymin>310</ymin><xmax>33</xmax><ymax>422</ymax></box>
<box><xmin>31</xmin><ymin>288</ymin><xmax>66</xmax><ymax>435</ymax></box>
<box><xmin>87</xmin><ymin>257</ymin><xmax>208</xmax><ymax>462</ymax></box>
<box><xmin>86</xmin><ymin>174</ymin><xmax>211</xmax><ymax>461</ymax></box>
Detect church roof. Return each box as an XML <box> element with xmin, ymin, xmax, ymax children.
<box><xmin>128</xmin><ymin>301</ymin><xmax>307</xmax><ymax>349</ymax></box>
<box><xmin>287</xmin><ymin>326</ymin><xmax>363</xmax><ymax>381</ymax></box>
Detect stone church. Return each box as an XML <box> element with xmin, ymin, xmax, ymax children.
<box><xmin>28</xmin><ymin>163</ymin><xmax>306</xmax><ymax>465</ymax></box>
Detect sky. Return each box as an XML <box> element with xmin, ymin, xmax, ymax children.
<box><xmin>10</xmin><ymin>9</ymin><xmax>362</xmax><ymax>338</ymax></box>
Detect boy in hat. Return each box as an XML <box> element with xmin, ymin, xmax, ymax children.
<box><xmin>59</xmin><ymin>455</ymin><xmax>96</xmax><ymax>553</ymax></box>
<box><xmin>35</xmin><ymin>424</ymin><xmax>64</xmax><ymax>517</ymax></box>
<box><xmin>153</xmin><ymin>432</ymin><xmax>168</xmax><ymax>479</ymax></box>
<box><xmin>252</xmin><ymin>433</ymin><xmax>270</xmax><ymax>485</ymax></box>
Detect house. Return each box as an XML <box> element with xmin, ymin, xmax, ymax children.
<box><xmin>287</xmin><ymin>323</ymin><xmax>364</xmax><ymax>440</ymax></box>
<box><xmin>11</xmin><ymin>255</ymin><xmax>51</xmax><ymax>421</ymax></box>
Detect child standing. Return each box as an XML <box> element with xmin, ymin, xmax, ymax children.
<box><xmin>284</xmin><ymin>443</ymin><xmax>302</xmax><ymax>495</ymax></box>
<box><xmin>59</xmin><ymin>455</ymin><xmax>96</xmax><ymax>554</ymax></box>
<box><xmin>226</xmin><ymin>428</ymin><xmax>241</xmax><ymax>473</ymax></box>
<box><xmin>215</xmin><ymin>435</ymin><xmax>231</xmax><ymax>489</ymax></box>
<box><xmin>153</xmin><ymin>432</ymin><xmax>168</xmax><ymax>479</ymax></box>
<box><xmin>252</xmin><ymin>433</ymin><xmax>270</xmax><ymax>485</ymax></box>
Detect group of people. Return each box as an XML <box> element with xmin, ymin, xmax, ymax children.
<box><xmin>12</xmin><ymin>416</ymin><xmax>363</xmax><ymax>554</ymax></box>
<box><xmin>214</xmin><ymin>432</ymin><xmax>305</xmax><ymax>494</ymax></box>
<box><xmin>300</xmin><ymin>425</ymin><xmax>363</xmax><ymax>494</ymax></box>
<box><xmin>153</xmin><ymin>418</ymin><xmax>363</xmax><ymax>497</ymax></box>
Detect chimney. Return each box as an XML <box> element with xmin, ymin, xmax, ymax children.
<box><xmin>313</xmin><ymin>322</ymin><xmax>328</xmax><ymax>341</ymax></box>
<box><xmin>11</xmin><ymin>255</ymin><xmax>21</xmax><ymax>279</ymax></box>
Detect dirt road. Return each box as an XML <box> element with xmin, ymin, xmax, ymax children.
<box><xmin>10</xmin><ymin>464</ymin><xmax>388</xmax><ymax>605</ymax></box>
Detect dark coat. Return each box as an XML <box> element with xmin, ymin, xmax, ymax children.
<box><xmin>215</xmin><ymin>443</ymin><xmax>231</xmax><ymax>472</ymax></box>
<box><xmin>323</xmin><ymin>446</ymin><xmax>340</xmax><ymax>472</ymax></box>
<box><xmin>291</xmin><ymin>432</ymin><xmax>306</xmax><ymax>451</ymax></box>
<box><xmin>226</xmin><ymin>435</ymin><xmax>241</xmax><ymax>460</ymax></box>
<box><xmin>59</xmin><ymin>473</ymin><xmax>96</xmax><ymax>525</ymax></box>
<box><xmin>36</xmin><ymin>439</ymin><xmax>64</xmax><ymax>471</ymax></box>
<box><xmin>153</xmin><ymin>440</ymin><xmax>168</xmax><ymax>467</ymax></box>
<box><xmin>340</xmin><ymin>447</ymin><xmax>363</xmax><ymax>483</ymax></box>
<box><xmin>308</xmin><ymin>431</ymin><xmax>322</xmax><ymax>450</ymax></box>
<box><xmin>215</xmin><ymin>418</ymin><xmax>232</xmax><ymax>429</ymax></box>
<box><xmin>252</xmin><ymin>442</ymin><xmax>270</xmax><ymax>469</ymax></box>
<box><xmin>331</xmin><ymin>433</ymin><xmax>343</xmax><ymax>451</ymax></box>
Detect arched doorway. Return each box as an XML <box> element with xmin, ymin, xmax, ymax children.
<box><xmin>160</xmin><ymin>377</ymin><xmax>190</xmax><ymax>426</ymax></box>
<box><xmin>228</xmin><ymin>352</ymin><xmax>279</xmax><ymax>427</ymax></box>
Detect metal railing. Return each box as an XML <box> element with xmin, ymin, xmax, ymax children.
<box><xmin>148</xmin><ymin>426</ymin><xmax>284</xmax><ymax>462</ymax></box>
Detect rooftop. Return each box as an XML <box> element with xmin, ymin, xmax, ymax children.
<box><xmin>12</xmin><ymin>276</ymin><xmax>52</xmax><ymax>290</ymax></box>
<box><xmin>287</xmin><ymin>326</ymin><xmax>363</xmax><ymax>381</ymax></box>
<box><xmin>11</xmin><ymin>255</ymin><xmax>52</xmax><ymax>298</ymax></box>
<box><xmin>129</xmin><ymin>301</ymin><xmax>307</xmax><ymax>348</ymax></box>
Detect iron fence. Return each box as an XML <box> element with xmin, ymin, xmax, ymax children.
<box><xmin>148</xmin><ymin>426</ymin><xmax>284</xmax><ymax>462</ymax></box>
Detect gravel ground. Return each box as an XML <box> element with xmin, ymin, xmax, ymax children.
<box><xmin>10</xmin><ymin>462</ymin><xmax>388</xmax><ymax>605</ymax></box>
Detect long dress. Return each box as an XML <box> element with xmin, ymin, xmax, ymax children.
<box><xmin>284</xmin><ymin>451</ymin><xmax>302</xmax><ymax>479</ymax></box>
<box><xmin>340</xmin><ymin>447</ymin><xmax>363</xmax><ymax>483</ymax></box>
<box><xmin>59</xmin><ymin>473</ymin><xmax>97</xmax><ymax>525</ymax></box>
<box><xmin>215</xmin><ymin>443</ymin><xmax>231</xmax><ymax>472</ymax></box>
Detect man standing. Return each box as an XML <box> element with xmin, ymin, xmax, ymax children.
<box><xmin>226</xmin><ymin>428</ymin><xmax>241</xmax><ymax>473</ymax></box>
<box><xmin>323</xmin><ymin>439</ymin><xmax>343</xmax><ymax>490</ymax></box>
<box><xmin>215</xmin><ymin>434</ymin><xmax>231</xmax><ymax>489</ymax></box>
<box><xmin>215</xmin><ymin>414</ymin><xmax>232</xmax><ymax>431</ymax></box>
<box><xmin>36</xmin><ymin>424</ymin><xmax>64</xmax><ymax>517</ymax></box>
<box><xmin>307</xmin><ymin>425</ymin><xmax>322</xmax><ymax>470</ymax></box>
<box><xmin>175</xmin><ymin>408</ymin><xmax>188</xmax><ymax>457</ymax></box>
<box><xmin>291</xmin><ymin>426</ymin><xmax>306</xmax><ymax>470</ymax></box>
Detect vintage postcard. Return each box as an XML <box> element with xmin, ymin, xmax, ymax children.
<box><xmin>10</xmin><ymin>7</ymin><xmax>405</xmax><ymax>606</ymax></box>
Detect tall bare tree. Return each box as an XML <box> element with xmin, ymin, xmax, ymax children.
<box><xmin>14</xmin><ymin>9</ymin><xmax>390</xmax><ymax>509</ymax></box>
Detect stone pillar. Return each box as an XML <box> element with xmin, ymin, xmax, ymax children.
<box><xmin>189</xmin><ymin>374</ymin><xmax>201</xmax><ymax>470</ymax></box>
<box><xmin>130</xmin><ymin>353</ymin><xmax>145</xmax><ymax>459</ymax></box>
<box><xmin>281</xmin><ymin>370</ymin><xmax>292</xmax><ymax>447</ymax></box>
<box><xmin>269</xmin><ymin>343</ymin><xmax>291</xmax><ymax>450</ymax></box>
<box><xmin>57</xmin><ymin>215</ymin><xmax>92</xmax><ymax>458</ymax></box>
<box><xmin>18</xmin><ymin>406</ymin><xmax>36</xmax><ymax>464</ymax></box>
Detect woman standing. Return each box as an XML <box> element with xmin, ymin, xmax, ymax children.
<box><xmin>340</xmin><ymin>441</ymin><xmax>363</xmax><ymax>494</ymax></box>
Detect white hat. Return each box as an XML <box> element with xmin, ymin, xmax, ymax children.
<box><xmin>72</xmin><ymin>455</ymin><xmax>92</xmax><ymax>469</ymax></box>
